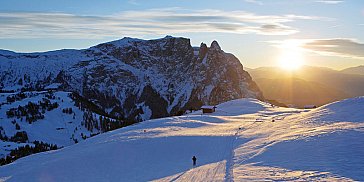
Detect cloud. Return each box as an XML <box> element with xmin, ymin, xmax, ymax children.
<box><xmin>315</xmin><ymin>0</ymin><xmax>344</xmax><ymax>4</ymax></box>
<box><xmin>270</xmin><ymin>38</ymin><xmax>364</xmax><ymax>60</ymax></box>
<box><xmin>0</xmin><ymin>9</ymin><xmax>322</xmax><ymax>39</ymax></box>
<box><xmin>258</xmin><ymin>24</ymin><xmax>297</xmax><ymax>35</ymax></box>
<box><xmin>303</xmin><ymin>38</ymin><xmax>364</xmax><ymax>59</ymax></box>
<box><xmin>244</xmin><ymin>0</ymin><xmax>264</xmax><ymax>5</ymax></box>
<box><xmin>128</xmin><ymin>0</ymin><xmax>139</xmax><ymax>5</ymax></box>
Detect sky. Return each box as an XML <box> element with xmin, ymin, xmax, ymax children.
<box><xmin>0</xmin><ymin>0</ymin><xmax>363</xmax><ymax>70</ymax></box>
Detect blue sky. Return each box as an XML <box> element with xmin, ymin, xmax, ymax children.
<box><xmin>0</xmin><ymin>0</ymin><xmax>363</xmax><ymax>69</ymax></box>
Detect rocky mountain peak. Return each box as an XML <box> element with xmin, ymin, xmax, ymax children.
<box><xmin>200</xmin><ymin>42</ymin><xmax>208</xmax><ymax>52</ymax></box>
<box><xmin>0</xmin><ymin>36</ymin><xmax>264</xmax><ymax>122</ymax></box>
<box><xmin>198</xmin><ymin>42</ymin><xmax>208</xmax><ymax>59</ymax></box>
<box><xmin>210</xmin><ymin>40</ymin><xmax>221</xmax><ymax>51</ymax></box>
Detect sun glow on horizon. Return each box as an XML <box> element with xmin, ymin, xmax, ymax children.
<box><xmin>277</xmin><ymin>40</ymin><xmax>305</xmax><ymax>70</ymax></box>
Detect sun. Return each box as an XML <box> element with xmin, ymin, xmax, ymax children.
<box><xmin>278</xmin><ymin>50</ymin><xmax>304</xmax><ymax>70</ymax></box>
<box><xmin>277</xmin><ymin>40</ymin><xmax>305</xmax><ymax>70</ymax></box>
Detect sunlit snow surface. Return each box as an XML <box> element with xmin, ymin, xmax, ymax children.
<box><xmin>1</xmin><ymin>98</ymin><xmax>363</xmax><ymax>181</ymax></box>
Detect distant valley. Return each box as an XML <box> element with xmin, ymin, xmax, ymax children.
<box><xmin>248</xmin><ymin>66</ymin><xmax>364</xmax><ymax>107</ymax></box>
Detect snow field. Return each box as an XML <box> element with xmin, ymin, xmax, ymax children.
<box><xmin>0</xmin><ymin>98</ymin><xmax>363</xmax><ymax>181</ymax></box>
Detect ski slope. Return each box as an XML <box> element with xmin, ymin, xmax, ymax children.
<box><xmin>0</xmin><ymin>98</ymin><xmax>363</xmax><ymax>181</ymax></box>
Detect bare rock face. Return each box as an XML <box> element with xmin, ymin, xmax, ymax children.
<box><xmin>0</xmin><ymin>36</ymin><xmax>264</xmax><ymax>121</ymax></box>
<box><xmin>186</xmin><ymin>40</ymin><xmax>263</xmax><ymax>110</ymax></box>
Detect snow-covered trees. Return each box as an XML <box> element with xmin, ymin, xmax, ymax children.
<box><xmin>62</xmin><ymin>107</ymin><xmax>73</xmax><ymax>114</ymax></box>
<box><xmin>15</xmin><ymin>122</ymin><xmax>20</xmax><ymax>130</ymax></box>
<box><xmin>6</xmin><ymin>99</ymin><xmax>58</xmax><ymax>123</ymax></box>
<box><xmin>0</xmin><ymin>141</ymin><xmax>59</xmax><ymax>166</ymax></box>
<box><xmin>9</xmin><ymin>131</ymin><xmax>28</xmax><ymax>143</ymax></box>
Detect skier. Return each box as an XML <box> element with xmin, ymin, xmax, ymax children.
<box><xmin>192</xmin><ymin>156</ymin><xmax>197</xmax><ymax>166</ymax></box>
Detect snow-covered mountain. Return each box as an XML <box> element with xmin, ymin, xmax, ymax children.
<box><xmin>0</xmin><ymin>36</ymin><xmax>263</xmax><ymax>122</ymax></box>
<box><xmin>0</xmin><ymin>97</ymin><xmax>363</xmax><ymax>181</ymax></box>
<box><xmin>0</xmin><ymin>91</ymin><xmax>124</xmax><ymax>164</ymax></box>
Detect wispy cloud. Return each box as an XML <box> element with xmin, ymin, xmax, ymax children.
<box><xmin>271</xmin><ymin>38</ymin><xmax>364</xmax><ymax>60</ymax></box>
<box><xmin>303</xmin><ymin>38</ymin><xmax>364</xmax><ymax>59</ymax></box>
<box><xmin>0</xmin><ymin>9</ymin><xmax>323</xmax><ymax>39</ymax></box>
<box><xmin>315</xmin><ymin>0</ymin><xmax>344</xmax><ymax>4</ymax></box>
<box><xmin>244</xmin><ymin>0</ymin><xmax>264</xmax><ymax>5</ymax></box>
<box><xmin>329</xmin><ymin>24</ymin><xmax>343</xmax><ymax>28</ymax></box>
<box><xmin>128</xmin><ymin>0</ymin><xmax>139</xmax><ymax>5</ymax></box>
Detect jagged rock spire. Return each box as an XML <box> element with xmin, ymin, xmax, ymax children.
<box><xmin>199</xmin><ymin>42</ymin><xmax>208</xmax><ymax>59</ymax></box>
<box><xmin>210</xmin><ymin>40</ymin><xmax>221</xmax><ymax>51</ymax></box>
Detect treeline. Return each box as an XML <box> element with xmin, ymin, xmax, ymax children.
<box><xmin>10</xmin><ymin>131</ymin><xmax>28</xmax><ymax>143</ymax></box>
<box><xmin>0</xmin><ymin>141</ymin><xmax>59</xmax><ymax>166</ymax></box>
<box><xmin>62</xmin><ymin>107</ymin><xmax>73</xmax><ymax>114</ymax></box>
<box><xmin>82</xmin><ymin>111</ymin><xmax>135</xmax><ymax>133</ymax></box>
<box><xmin>4</xmin><ymin>91</ymin><xmax>55</xmax><ymax>104</ymax></box>
<box><xmin>71</xmin><ymin>92</ymin><xmax>119</xmax><ymax>119</ymax></box>
<box><xmin>6</xmin><ymin>98</ymin><xmax>58</xmax><ymax>123</ymax></box>
<box><xmin>6</xmin><ymin>92</ymin><xmax>27</xmax><ymax>103</ymax></box>
<box><xmin>0</xmin><ymin>130</ymin><xmax>29</xmax><ymax>143</ymax></box>
<box><xmin>71</xmin><ymin>92</ymin><xmax>136</xmax><ymax>133</ymax></box>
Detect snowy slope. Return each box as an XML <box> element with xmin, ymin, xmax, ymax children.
<box><xmin>0</xmin><ymin>91</ymin><xmax>112</xmax><ymax>159</ymax></box>
<box><xmin>0</xmin><ymin>92</ymin><xmax>86</xmax><ymax>145</ymax></box>
<box><xmin>0</xmin><ymin>97</ymin><xmax>363</xmax><ymax>181</ymax></box>
<box><xmin>303</xmin><ymin>96</ymin><xmax>364</xmax><ymax>123</ymax></box>
<box><xmin>0</xmin><ymin>49</ymin><xmax>89</xmax><ymax>91</ymax></box>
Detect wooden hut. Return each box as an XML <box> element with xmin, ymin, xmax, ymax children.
<box><xmin>304</xmin><ymin>105</ymin><xmax>317</xmax><ymax>109</ymax></box>
<box><xmin>201</xmin><ymin>105</ymin><xmax>216</xmax><ymax>113</ymax></box>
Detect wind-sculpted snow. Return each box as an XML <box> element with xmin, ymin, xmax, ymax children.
<box><xmin>0</xmin><ymin>98</ymin><xmax>363</xmax><ymax>181</ymax></box>
<box><xmin>248</xmin><ymin>131</ymin><xmax>364</xmax><ymax>181</ymax></box>
<box><xmin>303</xmin><ymin>96</ymin><xmax>364</xmax><ymax>123</ymax></box>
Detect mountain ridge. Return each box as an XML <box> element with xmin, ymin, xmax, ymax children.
<box><xmin>249</xmin><ymin>65</ymin><xmax>364</xmax><ymax>107</ymax></box>
<box><xmin>340</xmin><ymin>65</ymin><xmax>364</xmax><ymax>75</ymax></box>
<box><xmin>0</xmin><ymin>36</ymin><xmax>263</xmax><ymax>122</ymax></box>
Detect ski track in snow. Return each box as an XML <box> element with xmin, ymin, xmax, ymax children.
<box><xmin>1</xmin><ymin>98</ymin><xmax>364</xmax><ymax>181</ymax></box>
